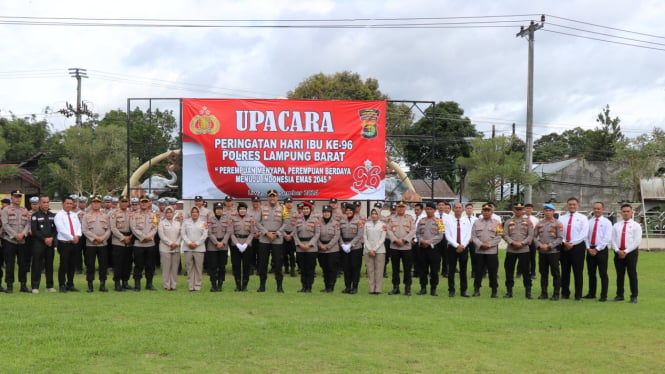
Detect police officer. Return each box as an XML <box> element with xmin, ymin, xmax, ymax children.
<box><xmin>502</xmin><ymin>203</ymin><xmax>534</xmax><ymax>299</ymax></box>
<box><xmin>130</xmin><ymin>195</ymin><xmax>159</xmax><ymax>291</ymax></box>
<box><xmin>110</xmin><ymin>195</ymin><xmax>134</xmax><ymax>291</ymax></box>
<box><xmin>282</xmin><ymin>196</ymin><xmax>297</xmax><ymax>277</ymax></box>
<box><xmin>81</xmin><ymin>195</ymin><xmax>112</xmax><ymax>292</ymax></box>
<box><xmin>207</xmin><ymin>202</ymin><xmax>231</xmax><ymax>292</ymax></box>
<box><xmin>534</xmin><ymin>203</ymin><xmax>563</xmax><ymax>300</ymax></box>
<box><xmin>387</xmin><ymin>201</ymin><xmax>416</xmax><ymax>296</ymax></box>
<box><xmin>231</xmin><ymin>202</ymin><xmax>254</xmax><ymax>291</ymax></box>
<box><xmin>254</xmin><ymin>189</ymin><xmax>287</xmax><ymax>292</ymax></box>
<box><xmin>1</xmin><ymin>190</ymin><xmax>31</xmax><ymax>293</ymax></box>
<box><xmin>30</xmin><ymin>195</ymin><xmax>56</xmax><ymax>293</ymax></box>
<box><xmin>415</xmin><ymin>202</ymin><xmax>444</xmax><ymax>296</ymax></box>
<box><xmin>248</xmin><ymin>195</ymin><xmax>263</xmax><ymax>275</ymax></box>
<box><xmin>471</xmin><ymin>203</ymin><xmax>503</xmax><ymax>298</ymax></box>
<box><xmin>318</xmin><ymin>204</ymin><xmax>340</xmax><ymax>293</ymax></box>
<box><xmin>293</xmin><ymin>201</ymin><xmax>320</xmax><ymax>292</ymax></box>
<box><xmin>339</xmin><ymin>203</ymin><xmax>364</xmax><ymax>294</ymax></box>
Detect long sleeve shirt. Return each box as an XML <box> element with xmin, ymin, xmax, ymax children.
<box><xmin>363</xmin><ymin>219</ymin><xmax>386</xmax><ymax>254</ymax></box>
<box><xmin>180</xmin><ymin>218</ymin><xmax>208</xmax><ymax>252</ymax></box>
<box><xmin>158</xmin><ymin>218</ymin><xmax>182</xmax><ymax>253</ymax></box>
<box><xmin>445</xmin><ymin>216</ymin><xmax>472</xmax><ymax>248</ymax></box>
<box><xmin>611</xmin><ymin>219</ymin><xmax>642</xmax><ymax>254</ymax></box>
<box><xmin>387</xmin><ymin>214</ymin><xmax>415</xmax><ymax>250</ymax></box>
<box><xmin>584</xmin><ymin>216</ymin><xmax>613</xmax><ymax>251</ymax></box>
<box><xmin>81</xmin><ymin>210</ymin><xmax>112</xmax><ymax>247</ymax></box>
<box><xmin>471</xmin><ymin>218</ymin><xmax>502</xmax><ymax>255</ymax></box>
<box><xmin>54</xmin><ymin>210</ymin><xmax>82</xmax><ymax>242</ymax></box>
<box><xmin>559</xmin><ymin>212</ymin><xmax>589</xmax><ymax>246</ymax></box>
<box><xmin>533</xmin><ymin>219</ymin><xmax>563</xmax><ymax>254</ymax></box>
<box><xmin>1</xmin><ymin>205</ymin><xmax>31</xmax><ymax>244</ymax></box>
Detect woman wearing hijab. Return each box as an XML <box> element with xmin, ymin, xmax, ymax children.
<box><xmin>317</xmin><ymin>205</ymin><xmax>340</xmax><ymax>293</ymax></box>
<box><xmin>206</xmin><ymin>202</ymin><xmax>231</xmax><ymax>292</ymax></box>
<box><xmin>339</xmin><ymin>203</ymin><xmax>364</xmax><ymax>294</ymax></box>
<box><xmin>230</xmin><ymin>202</ymin><xmax>255</xmax><ymax>291</ymax></box>
<box><xmin>294</xmin><ymin>201</ymin><xmax>320</xmax><ymax>292</ymax></box>
<box><xmin>364</xmin><ymin>205</ymin><xmax>387</xmax><ymax>294</ymax></box>
<box><xmin>181</xmin><ymin>206</ymin><xmax>208</xmax><ymax>291</ymax></box>
<box><xmin>158</xmin><ymin>206</ymin><xmax>182</xmax><ymax>290</ymax></box>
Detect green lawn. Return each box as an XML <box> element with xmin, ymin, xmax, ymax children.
<box><xmin>1</xmin><ymin>252</ymin><xmax>664</xmax><ymax>373</ymax></box>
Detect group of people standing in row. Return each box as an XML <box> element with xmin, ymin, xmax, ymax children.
<box><xmin>0</xmin><ymin>189</ymin><xmax>641</xmax><ymax>303</ymax></box>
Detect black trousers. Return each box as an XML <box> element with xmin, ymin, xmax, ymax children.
<box><xmin>614</xmin><ymin>250</ymin><xmax>638</xmax><ymax>298</ymax></box>
<box><xmin>112</xmin><ymin>245</ymin><xmax>133</xmax><ymax>282</ymax></box>
<box><xmin>438</xmin><ymin>241</ymin><xmax>448</xmax><ymax>276</ymax></box>
<box><xmin>417</xmin><ymin>245</ymin><xmax>440</xmax><ymax>289</ymax></box>
<box><xmin>58</xmin><ymin>242</ymin><xmax>78</xmax><ymax>287</ymax></box>
<box><xmin>412</xmin><ymin>244</ymin><xmax>424</xmax><ymax>278</ymax></box>
<box><xmin>468</xmin><ymin>242</ymin><xmax>478</xmax><ymax>279</ymax></box>
<box><xmin>283</xmin><ymin>238</ymin><xmax>296</xmax><ymax>271</ymax></box>
<box><xmin>206</xmin><ymin>250</ymin><xmax>229</xmax><ymax>284</ymax></box>
<box><xmin>2</xmin><ymin>240</ymin><xmax>29</xmax><ymax>285</ymax></box>
<box><xmin>473</xmin><ymin>253</ymin><xmax>498</xmax><ymax>291</ymax></box>
<box><xmin>297</xmin><ymin>251</ymin><xmax>318</xmax><ymax>288</ymax></box>
<box><xmin>560</xmin><ymin>242</ymin><xmax>586</xmax><ymax>299</ymax></box>
<box><xmin>341</xmin><ymin>248</ymin><xmax>362</xmax><ymax>289</ymax></box>
<box><xmin>390</xmin><ymin>249</ymin><xmax>413</xmax><ymax>287</ymax></box>
<box><xmin>133</xmin><ymin>245</ymin><xmax>157</xmax><ymax>282</ymax></box>
<box><xmin>85</xmin><ymin>245</ymin><xmax>109</xmax><ymax>282</ymax></box>
<box><xmin>31</xmin><ymin>242</ymin><xmax>55</xmax><ymax>289</ymax></box>
<box><xmin>586</xmin><ymin>249</ymin><xmax>609</xmax><ymax>298</ymax></box>
<box><xmin>447</xmin><ymin>245</ymin><xmax>468</xmax><ymax>293</ymax></box>
<box><xmin>231</xmin><ymin>245</ymin><xmax>253</xmax><ymax>284</ymax></box>
<box><xmin>318</xmin><ymin>251</ymin><xmax>339</xmax><ymax>290</ymax></box>
<box><xmin>539</xmin><ymin>252</ymin><xmax>561</xmax><ymax>295</ymax></box>
<box><xmin>528</xmin><ymin>242</ymin><xmax>537</xmax><ymax>276</ymax></box>
<box><xmin>75</xmin><ymin>240</ymin><xmax>85</xmax><ymax>272</ymax></box>
<box><xmin>258</xmin><ymin>242</ymin><xmax>283</xmax><ymax>283</ymax></box>
<box><xmin>504</xmin><ymin>252</ymin><xmax>532</xmax><ymax>290</ymax></box>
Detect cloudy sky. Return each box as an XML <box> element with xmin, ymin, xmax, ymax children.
<box><xmin>1</xmin><ymin>0</ymin><xmax>664</xmax><ymax>141</ymax></box>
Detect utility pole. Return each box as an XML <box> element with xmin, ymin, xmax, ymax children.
<box><xmin>516</xmin><ymin>15</ymin><xmax>545</xmax><ymax>204</ymax></box>
<box><xmin>58</xmin><ymin>68</ymin><xmax>93</xmax><ymax>126</ymax></box>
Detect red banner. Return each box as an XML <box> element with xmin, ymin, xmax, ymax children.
<box><xmin>182</xmin><ymin>99</ymin><xmax>386</xmax><ymax>200</ymax></box>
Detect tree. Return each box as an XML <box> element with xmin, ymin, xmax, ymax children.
<box><xmin>287</xmin><ymin>71</ymin><xmax>414</xmax><ymax>158</ymax></box>
<box><xmin>457</xmin><ymin>136</ymin><xmax>539</xmax><ymax>202</ymax></box>
<box><xmin>613</xmin><ymin>129</ymin><xmax>665</xmax><ymax>202</ymax></box>
<box><xmin>402</xmin><ymin>101</ymin><xmax>481</xmax><ymax>192</ymax></box>
<box><xmin>0</xmin><ymin>115</ymin><xmax>51</xmax><ymax>163</ymax></box>
<box><xmin>44</xmin><ymin>125</ymin><xmax>136</xmax><ymax>196</ymax></box>
<box><xmin>589</xmin><ymin>104</ymin><xmax>623</xmax><ymax>161</ymax></box>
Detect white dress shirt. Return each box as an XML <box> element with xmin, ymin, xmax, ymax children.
<box><xmin>611</xmin><ymin>219</ymin><xmax>642</xmax><ymax>254</ymax></box>
<box><xmin>54</xmin><ymin>210</ymin><xmax>82</xmax><ymax>241</ymax></box>
<box><xmin>445</xmin><ymin>215</ymin><xmax>472</xmax><ymax>248</ymax></box>
<box><xmin>558</xmin><ymin>211</ymin><xmax>589</xmax><ymax>245</ymax></box>
<box><xmin>584</xmin><ymin>215</ymin><xmax>613</xmax><ymax>251</ymax></box>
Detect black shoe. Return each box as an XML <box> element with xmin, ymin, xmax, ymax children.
<box><xmin>122</xmin><ymin>281</ymin><xmax>132</xmax><ymax>290</ymax></box>
<box><xmin>448</xmin><ymin>291</ymin><xmax>455</xmax><ymax>297</ymax></box>
<box><xmin>290</xmin><ymin>269</ymin><xmax>297</xmax><ymax>277</ymax></box>
<box><xmin>298</xmin><ymin>287</ymin><xmax>307</xmax><ymax>293</ymax></box>
<box><xmin>388</xmin><ymin>287</ymin><xmax>400</xmax><ymax>295</ymax></box>
<box><xmin>630</xmin><ymin>297</ymin><xmax>638</xmax><ymax>304</ymax></box>
<box><xmin>461</xmin><ymin>292</ymin><xmax>470</xmax><ymax>297</ymax></box>
<box><xmin>59</xmin><ymin>286</ymin><xmax>67</xmax><ymax>293</ymax></box>
<box><xmin>404</xmin><ymin>287</ymin><xmax>411</xmax><ymax>296</ymax></box>
<box><xmin>472</xmin><ymin>290</ymin><xmax>480</xmax><ymax>297</ymax></box>
<box><xmin>257</xmin><ymin>285</ymin><xmax>265</xmax><ymax>292</ymax></box>
<box><xmin>561</xmin><ymin>295</ymin><xmax>570</xmax><ymax>300</ymax></box>
<box><xmin>613</xmin><ymin>296</ymin><xmax>625</xmax><ymax>302</ymax></box>
<box><xmin>583</xmin><ymin>294</ymin><xmax>595</xmax><ymax>299</ymax></box>
<box><xmin>342</xmin><ymin>288</ymin><xmax>350</xmax><ymax>294</ymax></box>
<box><xmin>67</xmin><ymin>286</ymin><xmax>80</xmax><ymax>292</ymax></box>
<box><xmin>531</xmin><ymin>274</ymin><xmax>537</xmax><ymax>280</ymax></box>
<box><xmin>550</xmin><ymin>294</ymin><xmax>560</xmax><ymax>301</ymax></box>
<box><xmin>417</xmin><ymin>288</ymin><xmax>427</xmax><ymax>295</ymax></box>
<box><xmin>430</xmin><ymin>289</ymin><xmax>438</xmax><ymax>296</ymax></box>
<box><xmin>5</xmin><ymin>286</ymin><xmax>13</xmax><ymax>294</ymax></box>
<box><xmin>349</xmin><ymin>288</ymin><xmax>358</xmax><ymax>294</ymax></box>
<box><xmin>574</xmin><ymin>297</ymin><xmax>582</xmax><ymax>301</ymax></box>
<box><xmin>211</xmin><ymin>286</ymin><xmax>218</xmax><ymax>292</ymax></box>
<box><xmin>598</xmin><ymin>297</ymin><xmax>607</xmax><ymax>302</ymax></box>
<box><xmin>20</xmin><ymin>283</ymin><xmax>31</xmax><ymax>293</ymax></box>
<box><xmin>525</xmin><ymin>292</ymin><xmax>533</xmax><ymax>300</ymax></box>
<box><xmin>277</xmin><ymin>286</ymin><xmax>284</xmax><ymax>293</ymax></box>
<box><xmin>538</xmin><ymin>293</ymin><xmax>548</xmax><ymax>300</ymax></box>
<box><xmin>491</xmin><ymin>291</ymin><xmax>498</xmax><ymax>298</ymax></box>
<box><xmin>87</xmin><ymin>285</ymin><xmax>94</xmax><ymax>293</ymax></box>
<box><xmin>145</xmin><ymin>283</ymin><xmax>156</xmax><ymax>291</ymax></box>
<box><xmin>504</xmin><ymin>292</ymin><xmax>513</xmax><ymax>299</ymax></box>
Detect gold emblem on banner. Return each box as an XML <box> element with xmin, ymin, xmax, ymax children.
<box><xmin>358</xmin><ymin>108</ymin><xmax>380</xmax><ymax>139</ymax></box>
<box><xmin>190</xmin><ymin>106</ymin><xmax>220</xmax><ymax>135</ymax></box>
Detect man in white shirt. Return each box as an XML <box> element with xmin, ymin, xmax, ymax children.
<box><xmin>411</xmin><ymin>203</ymin><xmax>426</xmax><ymax>279</ymax></box>
<box><xmin>583</xmin><ymin>202</ymin><xmax>613</xmax><ymax>302</ymax></box>
<box><xmin>445</xmin><ymin>202</ymin><xmax>472</xmax><ymax>297</ymax></box>
<box><xmin>435</xmin><ymin>201</ymin><xmax>453</xmax><ymax>277</ymax></box>
<box><xmin>611</xmin><ymin>204</ymin><xmax>641</xmax><ymax>304</ymax></box>
<box><xmin>54</xmin><ymin>196</ymin><xmax>83</xmax><ymax>293</ymax></box>
<box><xmin>558</xmin><ymin>197</ymin><xmax>589</xmax><ymax>301</ymax></box>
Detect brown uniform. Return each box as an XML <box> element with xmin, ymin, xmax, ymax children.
<box><xmin>533</xmin><ymin>219</ymin><xmax>563</xmax><ymax>298</ymax></box>
<box><xmin>82</xmin><ymin>210</ymin><xmax>111</xmax><ymax>287</ymax></box>
<box><xmin>230</xmin><ymin>213</ymin><xmax>255</xmax><ymax>290</ymax></box>
<box><xmin>471</xmin><ymin>218</ymin><xmax>503</xmax><ymax>294</ymax></box>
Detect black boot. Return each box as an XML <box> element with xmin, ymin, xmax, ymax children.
<box><xmin>257</xmin><ymin>281</ymin><xmax>266</xmax><ymax>292</ymax></box>
<box><xmin>491</xmin><ymin>288</ymin><xmax>498</xmax><ymax>298</ymax></box>
<box><xmin>525</xmin><ymin>288</ymin><xmax>533</xmax><ymax>299</ymax></box>
<box><xmin>87</xmin><ymin>281</ymin><xmax>94</xmax><ymax>293</ymax></box>
<box><xmin>388</xmin><ymin>287</ymin><xmax>400</xmax><ymax>295</ymax></box>
<box><xmin>276</xmin><ymin>280</ymin><xmax>284</xmax><ymax>293</ymax></box>
<box><xmin>472</xmin><ymin>288</ymin><xmax>480</xmax><ymax>297</ymax></box>
<box><xmin>234</xmin><ymin>279</ymin><xmax>241</xmax><ymax>292</ymax></box>
<box><xmin>114</xmin><ymin>281</ymin><xmax>123</xmax><ymax>292</ymax></box>
<box><xmin>417</xmin><ymin>287</ymin><xmax>427</xmax><ymax>295</ymax></box>
<box><xmin>122</xmin><ymin>280</ymin><xmax>131</xmax><ymax>290</ymax></box>
<box><xmin>404</xmin><ymin>286</ymin><xmax>411</xmax><ymax>296</ymax></box>
<box><xmin>134</xmin><ymin>279</ymin><xmax>141</xmax><ymax>292</ymax></box>
<box><xmin>210</xmin><ymin>279</ymin><xmax>218</xmax><ymax>292</ymax></box>
<box><xmin>145</xmin><ymin>280</ymin><xmax>156</xmax><ymax>291</ymax></box>
<box><xmin>218</xmin><ymin>281</ymin><xmax>223</xmax><ymax>292</ymax></box>
<box><xmin>241</xmin><ymin>279</ymin><xmax>248</xmax><ymax>292</ymax></box>
<box><xmin>20</xmin><ymin>282</ymin><xmax>31</xmax><ymax>293</ymax></box>
<box><xmin>504</xmin><ymin>288</ymin><xmax>513</xmax><ymax>298</ymax></box>
<box><xmin>430</xmin><ymin>287</ymin><xmax>438</xmax><ymax>296</ymax></box>
<box><xmin>99</xmin><ymin>281</ymin><xmax>108</xmax><ymax>292</ymax></box>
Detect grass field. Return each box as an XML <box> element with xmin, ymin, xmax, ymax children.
<box><xmin>1</xmin><ymin>251</ymin><xmax>664</xmax><ymax>373</ymax></box>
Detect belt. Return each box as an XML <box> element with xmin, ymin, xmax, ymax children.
<box><xmin>59</xmin><ymin>240</ymin><xmax>74</xmax><ymax>244</ymax></box>
<box><xmin>236</xmin><ymin>234</ymin><xmax>249</xmax><ymax>238</ymax></box>
<box><xmin>121</xmin><ymin>231</ymin><xmax>132</xmax><ymax>236</ymax></box>
<box><xmin>299</xmin><ymin>237</ymin><xmax>313</xmax><ymax>241</ymax></box>
<box><xmin>342</xmin><ymin>237</ymin><xmax>354</xmax><ymax>242</ymax></box>
<box><xmin>320</xmin><ymin>239</ymin><xmax>331</xmax><ymax>244</ymax></box>
<box><xmin>216</xmin><ymin>238</ymin><xmax>225</xmax><ymax>241</ymax></box>
<box><xmin>284</xmin><ymin>231</ymin><xmax>292</xmax><ymax>235</ymax></box>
